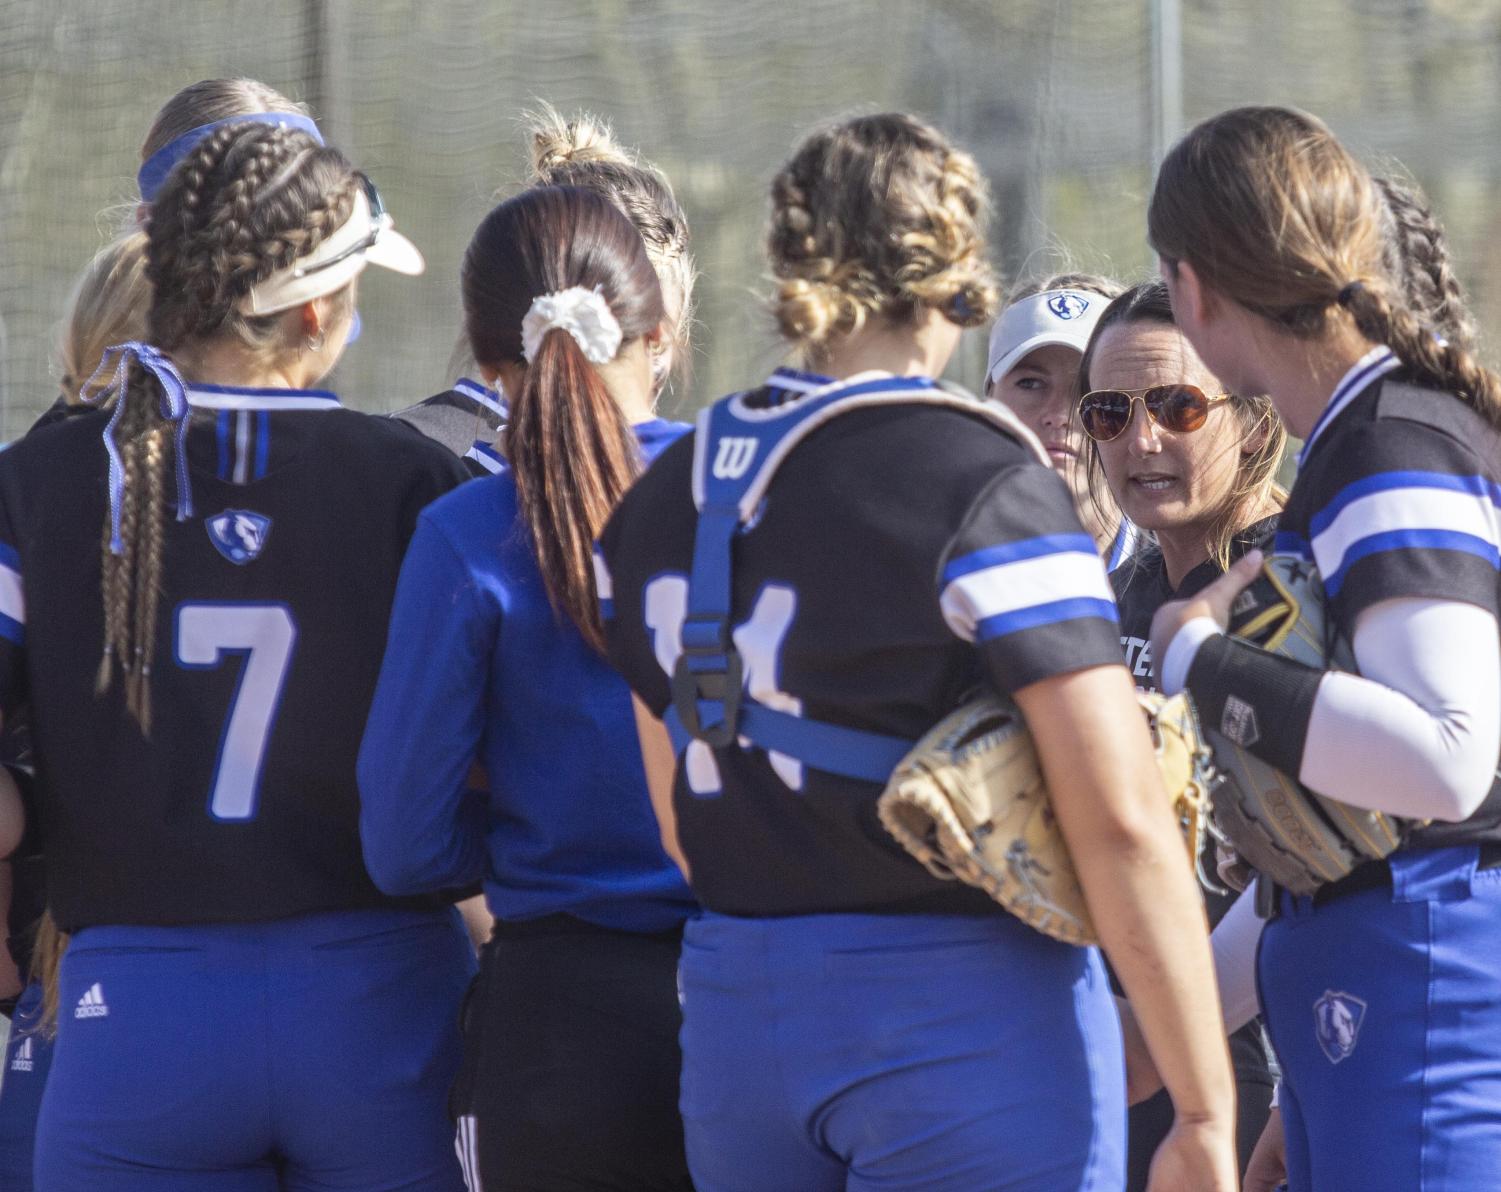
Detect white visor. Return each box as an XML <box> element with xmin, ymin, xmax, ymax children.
<box><xmin>240</xmin><ymin>188</ymin><xmax>424</xmax><ymax>317</ymax></box>
<box><xmin>985</xmin><ymin>289</ymin><xmax>1107</xmax><ymax>387</ymax></box>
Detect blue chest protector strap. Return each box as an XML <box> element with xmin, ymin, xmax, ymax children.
<box><xmin>668</xmin><ymin>371</ymin><xmax>1048</xmax><ymax>785</ymax></box>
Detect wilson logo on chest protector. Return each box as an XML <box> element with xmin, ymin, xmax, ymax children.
<box><xmin>207</xmin><ymin>510</ymin><xmax>272</xmax><ymax>565</ymax></box>
<box><xmin>711</xmin><ymin>437</ymin><xmax>758</xmax><ymax>480</ymax></box>
<box><xmin>1313</xmin><ymin>989</ymin><xmax>1367</xmax><ymax>1063</ymax></box>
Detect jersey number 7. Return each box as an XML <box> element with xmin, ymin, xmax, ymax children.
<box><xmin>174</xmin><ymin>603</ymin><xmax>297</xmax><ymax>821</ymax></box>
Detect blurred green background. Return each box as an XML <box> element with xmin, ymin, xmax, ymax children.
<box><xmin>4</xmin><ymin>0</ymin><xmax>1501</xmax><ymax>439</ymax></box>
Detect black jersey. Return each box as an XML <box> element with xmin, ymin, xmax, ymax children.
<box><xmin>1271</xmin><ymin>366</ymin><xmax>1501</xmax><ymax>849</ymax></box>
<box><xmin>391</xmin><ymin>379</ymin><xmax>506</xmax><ymax>472</ymax></box>
<box><xmin>598</xmin><ymin>371</ymin><xmax>1126</xmax><ymax>917</ymax></box>
<box><xmin>1113</xmin><ymin>519</ymin><xmax>1278</xmax><ymax>710</ymax></box>
<box><xmin>1109</xmin><ymin>520</ymin><xmax>1276</xmax><ymax>1172</ymax></box>
<box><xmin>0</xmin><ymin>383</ymin><xmax>470</xmax><ymax>931</ymax></box>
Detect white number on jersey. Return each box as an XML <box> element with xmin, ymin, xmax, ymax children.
<box><xmin>175</xmin><ymin>602</ymin><xmax>297</xmax><ymax>820</ymax></box>
<box><xmin>644</xmin><ymin>575</ymin><xmax>802</xmax><ymax>796</ymax></box>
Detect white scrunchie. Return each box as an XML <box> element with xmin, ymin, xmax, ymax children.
<box><xmin>520</xmin><ymin>285</ymin><xmax>624</xmax><ymax>365</ymax></box>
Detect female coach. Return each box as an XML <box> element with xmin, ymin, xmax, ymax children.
<box><xmin>5</xmin><ymin>121</ymin><xmax>475</xmax><ymax>1190</ymax></box>
<box><xmin>1079</xmin><ymin>279</ymin><xmax>1283</xmax><ymax>1185</ymax></box>
<box><xmin>594</xmin><ymin>112</ymin><xmax>1236</xmax><ymax>1192</ymax></box>
<box><xmin>358</xmin><ymin>185</ymin><xmax>698</xmax><ymax>1192</ymax></box>
<box><xmin>1148</xmin><ymin>105</ymin><xmax>1501</xmax><ymax>1192</ymax></box>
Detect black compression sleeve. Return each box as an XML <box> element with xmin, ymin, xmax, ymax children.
<box><xmin>1186</xmin><ymin>635</ymin><xmax>1326</xmax><ymax>778</ymax></box>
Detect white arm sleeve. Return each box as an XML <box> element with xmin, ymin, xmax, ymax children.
<box><xmin>1301</xmin><ymin>597</ymin><xmax>1500</xmax><ymax>822</ymax></box>
<box><xmin>1210</xmin><ymin>886</ymin><xmax>1263</xmax><ymax>1035</ymax></box>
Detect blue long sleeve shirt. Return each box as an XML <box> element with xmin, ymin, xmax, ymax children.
<box><xmin>358</xmin><ymin>419</ymin><xmax>696</xmax><ymax>932</ymax></box>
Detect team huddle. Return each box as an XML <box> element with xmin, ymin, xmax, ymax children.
<box><xmin>0</xmin><ymin>76</ymin><xmax>1495</xmax><ymax>1192</ymax></box>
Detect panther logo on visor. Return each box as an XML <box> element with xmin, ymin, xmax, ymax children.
<box><xmin>1047</xmin><ymin>293</ymin><xmax>1090</xmax><ymax>321</ymax></box>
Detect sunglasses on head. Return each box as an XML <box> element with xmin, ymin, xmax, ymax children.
<box><xmin>1078</xmin><ymin>384</ymin><xmax>1233</xmax><ymax>442</ymax></box>
<box><xmin>292</xmin><ymin>173</ymin><xmax>386</xmax><ymax>280</ymax></box>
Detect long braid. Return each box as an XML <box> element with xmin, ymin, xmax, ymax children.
<box><xmin>96</xmin><ymin>376</ymin><xmax>147</xmax><ymax>697</ymax></box>
<box><xmin>1375</xmin><ymin>174</ymin><xmax>1476</xmax><ymax>353</ymax></box>
<box><xmin>129</xmin><ymin>425</ymin><xmax>168</xmax><ymax>734</ymax></box>
<box><xmin>1342</xmin><ymin>276</ymin><xmax>1501</xmax><ymax>426</ymax></box>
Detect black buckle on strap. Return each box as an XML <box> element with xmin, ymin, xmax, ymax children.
<box><xmin>670</xmin><ymin>614</ymin><xmax>744</xmax><ymax>748</ymax></box>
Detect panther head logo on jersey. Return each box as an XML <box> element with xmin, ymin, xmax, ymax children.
<box><xmin>1047</xmin><ymin>292</ymin><xmax>1089</xmax><ymax>321</ymax></box>
<box><xmin>207</xmin><ymin>510</ymin><xmax>272</xmax><ymax>565</ymax></box>
<box><xmin>1313</xmin><ymin>989</ymin><xmax>1367</xmax><ymax>1063</ymax></box>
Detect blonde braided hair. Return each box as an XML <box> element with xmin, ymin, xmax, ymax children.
<box><xmin>768</xmin><ymin>113</ymin><xmax>998</xmax><ymax>357</ymax></box>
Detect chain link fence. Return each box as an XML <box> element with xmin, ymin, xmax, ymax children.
<box><xmin>4</xmin><ymin>0</ymin><xmax>1500</xmax><ymax>438</ymax></box>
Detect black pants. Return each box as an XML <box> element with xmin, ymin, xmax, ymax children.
<box><xmin>452</xmin><ymin>915</ymin><xmax>694</xmax><ymax>1192</ymax></box>
<box><xmin>1124</xmin><ymin>1022</ymin><xmax>1276</xmax><ymax>1190</ymax></box>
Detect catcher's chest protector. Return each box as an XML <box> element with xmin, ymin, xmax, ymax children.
<box><xmin>667</xmin><ymin>371</ymin><xmax>1048</xmax><ymax>781</ymax></box>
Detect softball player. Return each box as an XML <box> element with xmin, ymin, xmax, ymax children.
<box><xmin>595</xmin><ymin>112</ymin><xmax>1237</xmax><ymax>1192</ymax></box>
<box><xmin>4</xmin><ymin>82</ymin><xmax>325</xmax><ymax>1190</ymax></box>
<box><xmin>984</xmin><ymin>273</ymin><xmax>1140</xmax><ymax>568</ymax></box>
<box><xmin>396</xmin><ymin>105</ymin><xmax>695</xmax><ymax>477</ymax></box>
<box><xmin>0</xmin><ymin>231</ymin><xmax>151</xmax><ymax>1192</ymax></box>
<box><xmin>358</xmin><ymin>185</ymin><xmax>697</xmax><ymax>1191</ymax></box>
<box><xmin>4</xmin><ymin>121</ymin><xmax>474</xmax><ymax>1190</ymax></box>
<box><xmin>1080</xmin><ymin>280</ymin><xmax>1283</xmax><ymax>1185</ymax></box>
<box><xmin>1149</xmin><ymin>105</ymin><xmax>1501</xmax><ymax>1191</ymax></box>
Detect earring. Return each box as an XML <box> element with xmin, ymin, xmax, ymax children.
<box><xmin>305</xmin><ymin>329</ymin><xmax>326</xmax><ymax>353</ymax></box>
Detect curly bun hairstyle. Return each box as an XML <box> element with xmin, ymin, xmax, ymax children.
<box><xmin>522</xmin><ymin>103</ymin><xmax>694</xmax><ymax>388</ymax></box>
<box><xmin>1150</xmin><ymin>106</ymin><xmax>1501</xmax><ymax>427</ymax></box>
<box><xmin>100</xmin><ymin>122</ymin><xmax>361</xmax><ymax>730</ymax></box>
<box><xmin>768</xmin><ymin>113</ymin><xmax>998</xmax><ymax>354</ymax></box>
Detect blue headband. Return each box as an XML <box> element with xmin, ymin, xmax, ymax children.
<box><xmin>137</xmin><ymin>112</ymin><xmax>324</xmax><ymax>202</ymax></box>
<box><xmin>80</xmin><ymin>343</ymin><xmax>196</xmax><ymax>555</ymax></box>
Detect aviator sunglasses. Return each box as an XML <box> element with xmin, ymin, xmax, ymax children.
<box><xmin>1078</xmin><ymin>383</ymin><xmax>1233</xmax><ymax>442</ymax></box>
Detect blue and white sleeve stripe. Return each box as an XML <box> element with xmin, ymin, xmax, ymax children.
<box><xmin>940</xmin><ymin>533</ymin><xmax>1117</xmax><ymax>643</ymax></box>
<box><xmin>1310</xmin><ymin>470</ymin><xmax>1501</xmax><ymax>599</ymax></box>
<box><xmin>464</xmin><ymin>440</ymin><xmax>505</xmax><ymax>475</ymax></box>
<box><xmin>0</xmin><ymin>542</ymin><xmax>24</xmax><ymax>645</ymax></box>
<box><xmin>592</xmin><ymin>545</ymin><xmax>614</xmax><ymax>621</ymax></box>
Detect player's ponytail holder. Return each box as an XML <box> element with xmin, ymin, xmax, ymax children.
<box><xmin>520</xmin><ymin>285</ymin><xmax>623</xmax><ymax>366</ymax></box>
<box><xmin>1336</xmin><ymin>280</ymin><xmax>1366</xmax><ymax>307</ymax></box>
<box><xmin>80</xmin><ymin>342</ymin><xmax>195</xmax><ymax>555</ymax></box>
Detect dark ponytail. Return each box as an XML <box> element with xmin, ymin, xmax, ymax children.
<box><xmin>462</xmin><ymin>186</ymin><xmax>666</xmax><ymax>651</ymax></box>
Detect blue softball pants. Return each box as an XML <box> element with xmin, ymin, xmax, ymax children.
<box><xmin>1259</xmin><ymin>846</ymin><xmax>1501</xmax><ymax>1192</ymax></box>
<box><xmin>33</xmin><ymin>906</ymin><xmax>475</xmax><ymax>1192</ymax></box>
<box><xmin>678</xmin><ymin>910</ymin><xmax>1125</xmax><ymax>1192</ymax></box>
<box><xmin>0</xmin><ymin>981</ymin><xmax>53</xmax><ymax>1189</ymax></box>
